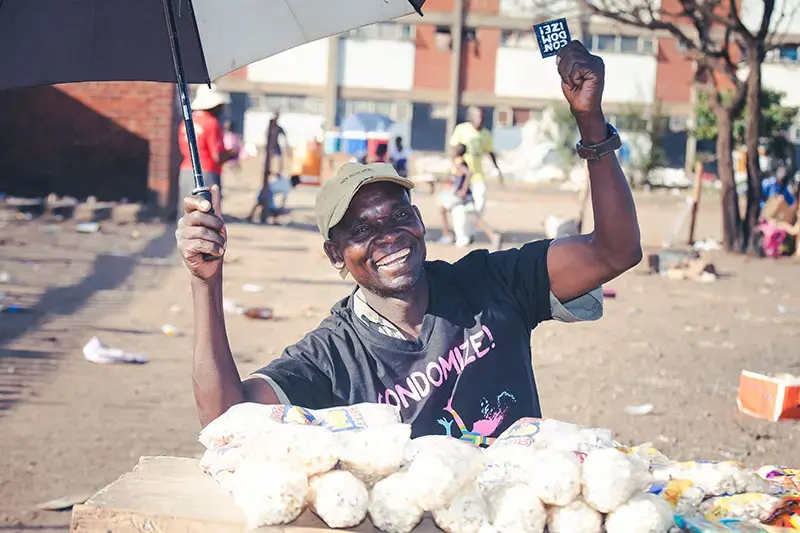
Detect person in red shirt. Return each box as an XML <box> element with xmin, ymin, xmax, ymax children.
<box><xmin>177</xmin><ymin>84</ymin><xmax>236</xmax><ymax>216</ymax></box>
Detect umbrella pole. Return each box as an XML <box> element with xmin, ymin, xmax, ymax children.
<box><xmin>161</xmin><ymin>0</ymin><xmax>212</xmax><ymax>207</ymax></box>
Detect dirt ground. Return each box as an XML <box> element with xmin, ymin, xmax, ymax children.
<box><xmin>1</xmin><ymin>163</ymin><xmax>799</xmax><ymax>531</ymax></box>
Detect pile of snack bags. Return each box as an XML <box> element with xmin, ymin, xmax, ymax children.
<box><xmin>199</xmin><ymin>402</ymin><xmax>800</xmax><ymax>533</ymax></box>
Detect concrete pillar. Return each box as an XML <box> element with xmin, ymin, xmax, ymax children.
<box><xmin>445</xmin><ymin>0</ymin><xmax>464</xmax><ymax>143</ymax></box>
<box><xmin>324</xmin><ymin>36</ymin><xmax>341</xmax><ymax>130</ymax></box>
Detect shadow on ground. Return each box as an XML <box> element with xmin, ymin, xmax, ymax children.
<box><xmin>0</xmin><ymin>225</ymin><xmax>176</xmax><ymax>416</ymax></box>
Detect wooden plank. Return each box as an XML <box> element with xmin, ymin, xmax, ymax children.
<box><xmin>70</xmin><ymin>456</ymin><xmax>441</xmax><ymax>533</ymax></box>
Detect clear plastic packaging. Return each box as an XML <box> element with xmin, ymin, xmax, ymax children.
<box><xmin>581</xmin><ymin>448</ymin><xmax>652</xmax><ymax>513</ymax></box>
<box><xmin>604</xmin><ymin>493</ymin><xmax>675</xmax><ymax>533</ymax></box>
<box><xmin>338</xmin><ymin>424</ymin><xmax>412</xmax><ymax>486</ymax></box>
<box><xmin>488</xmin><ymin>483</ymin><xmax>547</xmax><ymax>533</ymax></box>
<box><xmin>227</xmin><ymin>460</ymin><xmax>308</xmax><ymax>529</ymax></box>
<box><xmin>546</xmin><ymin>499</ymin><xmax>603</xmax><ymax>533</ymax></box>
<box><xmin>308</xmin><ymin>470</ymin><xmax>369</xmax><ymax>528</ymax></box>
<box><xmin>369</xmin><ymin>472</ymin><xmax>424</xmax><ymax>533</ymax></box>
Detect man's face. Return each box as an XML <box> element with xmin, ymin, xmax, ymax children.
<box><xmin>324</xmin><ymin>183</ymin><xmax>426</xmax><ymax>297</ymax></box>
<box><xmin>470</xmin><ymin>108</ymin><xmax>484</xmax><ymax>129</ymax></box>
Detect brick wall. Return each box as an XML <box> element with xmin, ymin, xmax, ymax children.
<box><xmin>414</xmin><ymin>25</ymin><xmax>453</xmax><ymax>90</ymax></box>
<box><xmin>655</xmin><ymin>38</ymin><xmax>693</xmax><ymax>104</ymax></box>
<box><xmin>0</xmin><ymin>82</ymin><xmax>178</xmax><ymax>213</ymax></box>
<box><xmin>462</xmin><ymin>26</ymin><xmax>499</xmax><ymax>93</ymax></box>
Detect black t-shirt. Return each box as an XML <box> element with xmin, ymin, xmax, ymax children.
<box><xmin>256</xmin><ymin>240</ymin><xmax>554</xmax><ymax>445</ymax></box>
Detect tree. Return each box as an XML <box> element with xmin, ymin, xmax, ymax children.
<box><xmin>582</xmin><ymin>0</ymin><xmax>796</xmax><ymax>253</ymax></box>
<box><xmin>581</xmin><ymin>0</ymin><xmax>748</xmax><ymax>251</ymax></box>
<box><xmin>695</xmin><ymin>87</ymin><xmax>798</xmax><ymax>145</ymax></box>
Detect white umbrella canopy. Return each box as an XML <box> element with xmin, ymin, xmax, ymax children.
<box><xmin>195</xmin><ymin>0</ymin><xmax>424</xmax><ymax>81</ymax></box>
<box><xmin>0</xmin><ymin>0</ymin><xmax>425</xmax><ymax>206</ymax></box>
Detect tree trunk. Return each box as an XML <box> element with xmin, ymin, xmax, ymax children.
<box><xmin>716</xmin><ymin>111</ymin><xmax>743</xmax><ymax>251</ymax></box>
<box><xmin>743</xmin><ymin>47</ymin><xmax>764</xmax><ymax>253</ymax></box>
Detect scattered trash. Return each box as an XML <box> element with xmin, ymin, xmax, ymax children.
<box><xmin>738</xmin><ymin>370</ymin><xmax>800</xmax><ymax>422</ymax></box>
<box><xmin>131</xmin><ymin>229</ymin><xmax>141</xmax><ymax>239</ymax></box>
<box><xmin>624</xmin><ymin>404</ymin><xmax>655</xmax><ymax>416</ymax></box>
<box><xmin>169</xmin><ymin>304</ymin><xmax>183</xmax><ymax>314</ymax></box>
<box><xmin>242</xmin><ymin>284</ymin><xmax>265</xmax><ymax>293</ymax></box>
<box><xmin>243</xmin><ymin>307</ymin><xmax>274</xmax><ymax>320</ymax></box>
<box><xmin>602</xmin><ymin>288</ymin><xmax>617</xmax><ymax>299</ymax></box>
<box><xmin>42</xmin><ymin>225</ymin><xmax>60</xmax><ymax>234</ymax></box>
<box><xmin>0</xmin><ymin>271</ymin><xmax>11</xmax><ymax>283</ymax></box>
<box><xmin>544</xmin><ymin>215</ymin><xmax>579</xmax><ymax>239</ymax></box>
<box><xmin>83</xmin><ymin>337</ymin><xmax>147</xmax><ymax>364</ymax></box>
<box><xmin>7</xmin><ymin>366</ymin><xmax>15</xmax><ymax>374</ymax></box>
<box><xmin>36</xmin><ymin>492</ymin><xmax>94</xmax><ymax>511</ymax></box>
<box><xmin>76</xmin><ymin>222</ymin><xmax>100</xmax><ymax>234</ymax></box>
<box><xmin>161</xmin><ymin>325</ymin><xmax>178</xmax><ymax>337</ymax></box>
<box><xmin>778</xmin><ymin>305</ymin><xmax>800</xmax><ymax>314</ymax></box>
<box><xmin>692</xmin><ymin>239</ymin><xmax>722</xmax><ymax>252</ymax></box>
<box><xmin>222</xmin><ymin>299</ymin><xmax>240</xmax><ymax>314</ymax></box>
<box><xmin>0</xmin><ymin>304</ymin><xmax>27</xmax><ymax>313</ymax></box>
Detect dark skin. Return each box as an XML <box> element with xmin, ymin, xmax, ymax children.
<box><xmin>323</xmin><ymin>183</ymin><xmax>428</xmax><ymax>340</ymax></box>
<box><xmin>177</xmin><ymin>40</ymin><xmax>642</xmax><ymax>427</ymax></box>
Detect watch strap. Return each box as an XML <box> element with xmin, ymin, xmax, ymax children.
<box><xmin>576</xmin><ymin>123</ymin><xmax>621</xmax><ymax>160</ymax></box>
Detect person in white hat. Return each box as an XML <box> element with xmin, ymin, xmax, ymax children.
<box><xmin>177</xmin><ymin>84</ymin><xmax>237</xmax><ymax>216</ymax></box>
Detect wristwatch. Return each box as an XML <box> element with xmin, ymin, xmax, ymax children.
<box><xmin>576</xmin><ymin>123</ymin><xmax>622</xmax><ymax>160</ymax></box>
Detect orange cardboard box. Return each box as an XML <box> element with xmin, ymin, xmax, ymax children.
<box><xmin>737</xmin><ymin>370</ymin><xmax>800</xmax><ymax>422</ymax></box>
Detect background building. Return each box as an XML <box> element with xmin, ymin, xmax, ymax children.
<box><xmin>1</xmin><ymin>0</ymin><xmax>799</xmax><ymax>214</ymax></box>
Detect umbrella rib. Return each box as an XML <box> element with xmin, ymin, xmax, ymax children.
<box><xmin>283</xmin><ymin>0</ymin><xmax>309</xmax><ymax>42</ymax></box>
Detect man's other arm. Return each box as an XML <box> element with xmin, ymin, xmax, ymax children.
<box><xmin>191</xmin><ymin>275</ymin><xmax>279</xmax><ymax>427</ymax></box>
<box><xmin>547</xmin><ymin>114</ymin><xmax>641</xmax><ymax>303</ymax></box>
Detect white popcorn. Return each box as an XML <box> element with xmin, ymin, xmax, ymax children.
<box><xmin>582</xmin><ymin>448</ymin><xmax>652</xmax><ymax>513</ymax></box>
<box><xmin>547</xmin><ymin>499</ymin><xmax>603</xmax><ymax>533</ymax></box>
<box><xmin>656</xmin><ymin>461</ymin><xmax>780</xmax><ymax>497</ymax></box>
<box><xmin>369</xmin><ymin>472</ymin><xmax>424</xmax><ymax>533</ymax></box>
<box><xmin>488</xmin><ymin>483</ymin><xmax>547</xmax><ymax>533</ymax></box>
<box><xmin>405</xmin><ymin>438</ymin><xmax>486</xmax><ymax>511</ymax></box>
<box><xmin>526</xmin><ymin>449</ymin><xmax>582</xmax><ymax>506</ymax></box>
<box><xmin>605</xmin><ymin>493</ymin><xmax>675</xmax><ymax>533</ymax></box>
<box><xmin>228</xmin><ymin>460</ymin><xmax>307</xmax><ymax>529</ymax></box>
<box><xmin>308</xmin><ymin>470</ymin><xmax>369</xmax><ymax>529</ymax></box>
<box><xmin>432</xmin><ymin>484</ymin><xmax>492</xmax><ymax>533</ymax></box>
<box><xmin>339</xmin><ymin>424</ymin><xmax>412</xmax><ymax>486</ymax></box>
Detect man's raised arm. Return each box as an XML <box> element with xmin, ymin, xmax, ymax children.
<box><xmin>546</xmin><ymin>41</ymin><xmax>642</xmax><ymax>303</ymax></box>
<box><xmin>176</xmin><ymin>186</ymin><xmax>278</xmax><ymax>427</ymax></box>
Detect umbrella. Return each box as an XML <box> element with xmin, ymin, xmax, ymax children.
<box><xmin>341</xmin><ymin>113</ymin><xmax>395</xmax><ymax>134</ymax></box>
<box><xmin>0</xmin><ymin>0</ymin><xmax>425</xmax><ymax>207</ymax></box>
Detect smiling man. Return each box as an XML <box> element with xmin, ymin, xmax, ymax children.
<box><xmin>177</xmin><ymin>41</ymin><xmax>642</xmax><ymax>443</ymax></box>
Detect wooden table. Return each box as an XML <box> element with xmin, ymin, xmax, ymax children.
<box><xmin>70</xmin><ymin>456</ymin><xmax>441</xmax><ymax>533</ymax></box>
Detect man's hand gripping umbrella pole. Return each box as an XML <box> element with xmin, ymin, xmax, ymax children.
<box><xmin>163</xmin><ymin>0</ymin><xmax>219</xmax><ymax>262</ymax></box>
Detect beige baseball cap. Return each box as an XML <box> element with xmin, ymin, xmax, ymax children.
<box><xmin>315</xmin><ymin>162</ymin><xmax>415</xmax><ymax>241</ymax></box>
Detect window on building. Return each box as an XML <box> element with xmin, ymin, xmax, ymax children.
<box><xmin>500</xmin><ymin>29</ymin><xmax>538</xmax><ymax>49</ymax></box>
<box><xmin>494</xmin><ymin>107</ymin><xmax>513</xmax><ymax>127</ymax></box>
<box><xmin>250</xmin><ymin>94</ymin><xmax>324</xmax><ymax>114</ymax></box>
<box><xmin>341</xmin><ymin>100</ymin><xmax>413</xmax><ymax>122</ymax></box>
<box><xmin>595</xmin><ymin>34</ymin><xmax>617</xmax><ymax>52</ymax></box>
<box><xmin>587</xmin><ymin>34</ymin><xmax>657</xmax><ymax>55</ymax></box>
<box><xmin>347</xmin><ymin>22</ymin><xmax>415</xmax><ymax>41</ymax></box>
<box><xmin>620</xmin><ymin>35</ymin><xmax>639</xmax><ymax>53</ymax></box>
<box><xmin>778</xmin><ymin>45</ymin><xmax>799</xmax><ymax>62</ymax></box>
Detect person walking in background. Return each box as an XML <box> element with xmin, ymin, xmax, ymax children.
<box><xmin>222</xmin><ymin>119</ymin><xmax>245</xmax><ymax>173</ymax></box>
<box><xmin>390</xmin><ymin>136</ymin><xmax>410</xmax><ymax>177</ymax></box>
<box><xmin>177</xmin><ymin>84</ymin><xmax>237</xmax><ymax>216</ymax></box>
<box><xmin>438</xmin><ymin>144</ymin><xmax>503</xmax><ymax>250</ymax></box>
<box><xmin>255</xmin><ymin>112</ymin><xmax>288</xmax><ymax>224</ymax></box>
<box><xmin>449</xmin><ymin>107</ymin><xmax>503</xmax><ymax>244</ymax></box>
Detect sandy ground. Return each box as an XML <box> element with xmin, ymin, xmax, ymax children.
<box><xmin>1</xmin><ymin>164</ymin><xmax>799</xmax><ymax>531</ymax></box>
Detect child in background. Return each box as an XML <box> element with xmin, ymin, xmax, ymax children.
<box><xmin>437</xmin><ymin>144</ymin><xmax>503</xmax><ymax>250</ymax></box>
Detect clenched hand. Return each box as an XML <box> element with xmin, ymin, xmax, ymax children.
<box><xmin>176</xmin><ymin>185</ymin><xmax>226</xmax><ymax>281</ymax></box>
<box><xmin>556</xmin><ymin>40</ymin><xmax>605</xmax><ymax>119</ymax></box>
